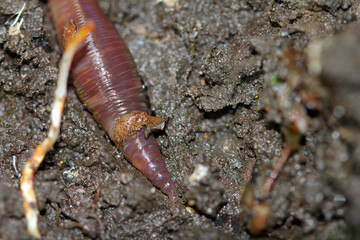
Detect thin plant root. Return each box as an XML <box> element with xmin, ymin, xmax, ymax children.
<box><xmin>261</xmin><ymin>145</ymin><xmax>292</xmax><ymax>197</ymax></box>
<box><xmin>20</xmin><ymin>21</ymin><xmax>95</xmax><ymax>239</ymax></box>
<box><xmin>8</xmin><ymin>2</ymin><xmax>26</xmax><ymax>36</ymax></box>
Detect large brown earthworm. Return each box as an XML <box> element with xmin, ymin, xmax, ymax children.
<box><xmin>49</xmin><ymin>0</ymin><xmax>177</xmax><ymax>201</ymax></box>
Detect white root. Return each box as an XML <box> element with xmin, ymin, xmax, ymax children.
<box><xmin>20</xmin><ymin>21</ymin><xmax>94</xmax><ymax>239</ymax></box>
<box><xmin>8</xmin><ymin>2</ymin><xmax>26</xmax><ymax>36</ymax></box>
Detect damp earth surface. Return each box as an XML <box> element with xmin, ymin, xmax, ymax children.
<box><xmin>0</xmin><ymin>0</ymin><xmax>359</xmax><ymax>239</ymax></box>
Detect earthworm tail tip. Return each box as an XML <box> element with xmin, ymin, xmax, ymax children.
<box><xmin>162</xmin><ymin>182</ymin><xmax>178</xmax><ymax>202</ymax></box>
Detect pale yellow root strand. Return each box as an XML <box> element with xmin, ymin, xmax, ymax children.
<box><xmin>20</xmin><ymin>21</ymin><xmax>95</xmax><ymax>239</ymax></box>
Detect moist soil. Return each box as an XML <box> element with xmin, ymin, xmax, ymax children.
<box><xmin>0</xmin><ymin>0</ymin><xmax>359</xmax><ymax>239</ymax></box>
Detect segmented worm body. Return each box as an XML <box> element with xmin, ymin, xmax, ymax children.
<box><xmin>49</xmin><ymin>0</ymin><xmax>177</xmax><ymax>201</ymax></box>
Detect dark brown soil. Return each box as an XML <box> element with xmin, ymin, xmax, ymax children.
<box><xmin>0</xmin><ymin>0</ymin><xmax>359</xmax><ymax>239</ymax></box>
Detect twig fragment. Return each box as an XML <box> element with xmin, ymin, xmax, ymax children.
<box><xmin>20</xmin><ymin>21</ymin><xmax>94</xmax><ymax>239</ymax></box>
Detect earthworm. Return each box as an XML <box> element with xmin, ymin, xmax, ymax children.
<box><xmin>48</xmin><ymin>0</ymin><xmax>177</xmax><ymax>201</ymax></box>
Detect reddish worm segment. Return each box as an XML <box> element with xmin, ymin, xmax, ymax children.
<box><xmin>48</xmin><ymin>0</ymin><xmax>177</xmax><ymax>201</ymax></box>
